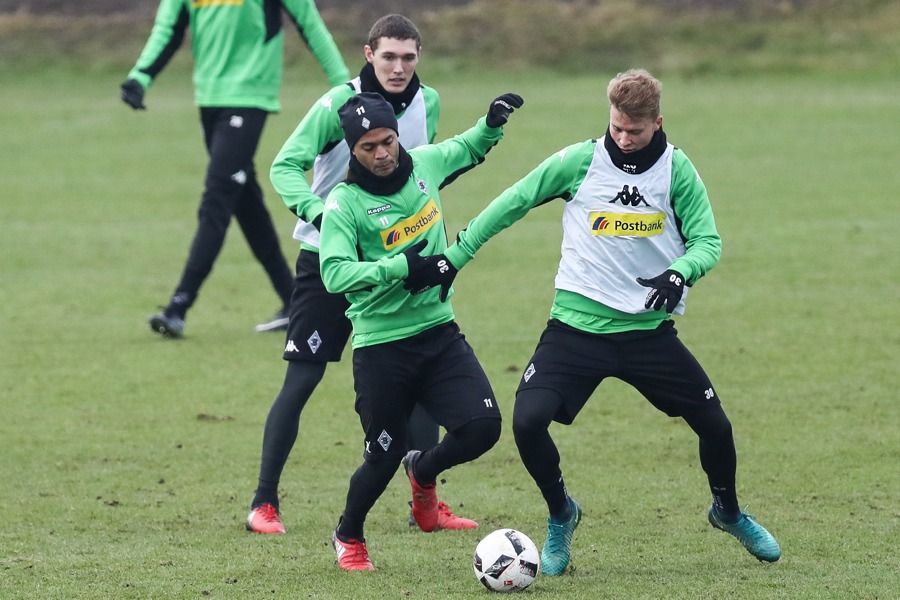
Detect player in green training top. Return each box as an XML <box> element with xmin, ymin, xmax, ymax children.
<box><xmin>246</xmin><ymin>15</ymin><xmax>480</xmax><ymax>536</ymax></box>
<box><xmin>319</xmin><ymin>91</ymin><xmax>523</xmax><ymax>570</ymax></box>
<box><xmin>120</xmin><ymin>0</ymin><xmax>348</xmax><ymax>338</ymax></box>
<box><xmin>406</xmin><ymin>69</ymin><xmax>781</xmax><ymax>575</ymax></box>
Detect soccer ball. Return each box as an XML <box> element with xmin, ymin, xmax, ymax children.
<box><xmin>473</xmin><ymin>528</ymin><xmax>539</xmax><ymax>592</ymax></box>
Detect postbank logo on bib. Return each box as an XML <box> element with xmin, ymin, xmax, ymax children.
<box><xmin>381</xmin><ymin>199</ymin><xmax>441</xmax><ymax>249</ymax></box>
<box><xmin>590</xmin><ymin>211</ymin><xmax>666</xmax><ymax>236</ymax></box>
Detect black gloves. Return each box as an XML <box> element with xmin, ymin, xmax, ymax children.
<box><xmin>120</xmin><ymin>79</ymin><xmax>146</xmax><ymax>110</ymax></box>
<box><xmin>402</xmin><ymin>240</ymin><xmax>458</xmax><ymax>302</ymax></box>
<box><xmin>485</xmin><ymin>93</ymin><xmax>524</xmax><ymax>128</ymax></box>
<box><xmin>311</xmin><ymin>214</ymin><xmax>323</xmax><ymax>231</ymax></box>
<box><xmin>636</xmin><ymin>269</ymin><xmax>685</xmax><ymax>313</ymax></box>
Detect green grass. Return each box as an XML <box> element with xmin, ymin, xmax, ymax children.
<box><xmin>1</xmin><ymin>64</ymin><xmax>898</xmax><ymax>599</ymax></box>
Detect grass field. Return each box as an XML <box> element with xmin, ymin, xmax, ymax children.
<box><xmin>1</xmin><ymin>62</ymin><xmax>898</xmax><ymax>599</ymax></box>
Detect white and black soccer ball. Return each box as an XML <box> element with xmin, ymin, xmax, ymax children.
<box><xmin>473</xmin><ymin>528</ymin><xmax>539</xmax><ymax>592</ymax></box>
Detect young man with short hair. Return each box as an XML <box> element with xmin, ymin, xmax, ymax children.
<box><xmin>320</xmin><ymin>91</ymin><xmax>523</xmax><ymax>570</ymax></box>
<box><xmin>121</xmin><ymin>0</ymin><xmax>349</xmax><ymax>338</ymax></box>
<box><xmin>247</xmin><ymin>15</ymin><xmax>476</xmax><ymax>535</ymax></box>
<box><xmin>407</xmin><ymin>68</ymin><xmax>781</xmax><ymax>575</ymax></box>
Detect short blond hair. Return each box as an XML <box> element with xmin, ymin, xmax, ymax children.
<box><xmin>607</xmin><ymin>69</ymin><xmax>661</xmax><ymax>120</ymax></box>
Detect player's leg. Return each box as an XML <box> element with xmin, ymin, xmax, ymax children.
<box><xmin>411</xmin><ymin>417</ymin><xmax>500</xmax><ymax>485</ymax></box>
<box><xmin>622</xmin><ymin>321</ymin><xmax>780</xmax><ymax>562</ymax></box>
<box><xmin>513</xmin><ymin>386</ymin><xmax>583</xmax><ymax>576</ymax></box>
<box><xmin>330</xmin><ymin>452</ymin><xmax>395</xmax><ymax>571</ymax></box>
<box><xmin>406</xmin><ymin>404</ymin><xmax>439</xmax><ymax>454</ymax></box>
<box><xmin>234</xmin><ymin>166</ymin><xmax>294</xmax><ymax>314</ymax></box>
<box><xmin>683</xmin><ymin>406</ymin><xmax>739</xmax><ymax>519</ymax></box>
<box><xmin>246</xmin><ymin>359</ymin><xmax>326</xmax><ymax>533</ymax></box>
<box><xmin>403</xmin><ymin>403</ymin><xmax>441</xmax><ymax>526</ymax></box>
<box><xmin>229</xmin><ymin>116</ymin><xmax>294</xmax><ymax>320</ymax></box>
<box><xmin>336</xmin><ymin>452</ymin><xmax>401</xmax><ymax>540</ymax></box>
<box><xmin>332</xmin><ymin>342</ymin><xmax>416</xmax><ymax>569</ymax></box>
<box><xmin>402</xmin><ymin>322</ymin><xmax>501</xmax><ymax>532</ymax></box>
<box><xmin>512</xmin><ymin>388</ymin><xmax>569</xmax><ymax>518</ymax></box>
<box><xmin>150</xmin><ymin>107</ymin><xmax>260</xmax><ymax>336</ymax></box>
<box><xmin>512</xmin><ymin>319</ymin><xmax>608</xmax><ymax>575</ymax></box>
<box><xmin>247</xmin><ymin>249</ymin><xmax>351</xmax><ymax>533</ymax></box>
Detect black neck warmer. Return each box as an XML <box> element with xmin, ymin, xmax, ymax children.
<box><xmin>346</xmin><ymin>144</ymin><xmax>414</xmax><ymax>196</ymax></box>
<box><xmin>604</xmin><ymin>126</ymin><xmax>668</xmax><ymax>174</ymax></box>
<box><xmin>357</xmin><ymin>62</ymin><xmax>421</xmax><ymax>115</ymax></box>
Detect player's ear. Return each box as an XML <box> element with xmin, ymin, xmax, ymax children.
<box><xmin>364</xmin><ymin>45</ymin><xmax>375</xmax><ymax>63</ymax></box>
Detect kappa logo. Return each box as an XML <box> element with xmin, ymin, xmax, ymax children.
<box><xmin>366</xmin><ymin>203</ymin><xmax>392</xmax><ymax>216</ymax></box>
<box><xmin>611</xmin><ymin>185</ymin><xmax>649</xmax><ymax>207</ymax></box>
<box><xmin>284</xmin><ymin>340</ymin><xmax>300</xmax><ymax>353</ymax></box>
<box><xmin>321</xmin><ymin>96</ymin><xmax>333</xmax><ymax>110</ymax></box>
<box><xmin>229</xmin><ymin>115</ymin><xmax>244</xmax><ymax>128</ymax></box>
<box><xmin>231</xmin><ymin>170</ymin><xmax>247</xmax><ymax>185</ymax></box>
<box><xmin>307</xmin><ymin>331</ymin><xmax>322</xmax><ymax>354</ymax></box>
<box><xmin>325</xmin><ymin>198</ymin><xmax>341</xmax><ymax>212</ymax></box>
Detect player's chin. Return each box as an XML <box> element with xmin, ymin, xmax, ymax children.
<box><xmin>373</xmin><ymin>162</ymin><xmax>397</xmax><ymax>177</ymax></box>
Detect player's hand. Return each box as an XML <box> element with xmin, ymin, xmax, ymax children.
<box><xmin>403</xmin><ymin>240</ymin><xmax>458</xmax><ymax>302</ymax></box>
<box><xmin>636</xmin><ymin>269</ymin><xmax>685</xmax><ymax>313</ymax></box>
<box><xmin>120</xmin><ymin>79</ymin><xmax>146</xmax><ymax>110</ymax></box>
<box><xmin>485</xmin><ymin>93</ymin><xmax>524</xmax><ymax>128</ymax></box>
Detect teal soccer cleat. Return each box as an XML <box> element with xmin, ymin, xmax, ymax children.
<box><xmin>540</xmin><ymin>498</ymin><xmax>582</xmax><ymax>576</ymax></box>
<box><xmin>708</xmin><ymin>505</ymin><xmax>781</xmax><ymax>562</ymax></box>
<box><xmin>148</xmin><ymin>312</ymin><xmax>184</xmax><ymax>339</ymax></box>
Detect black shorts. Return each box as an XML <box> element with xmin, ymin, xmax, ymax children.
<box><xmin>352</xmin><ymin>322</ymin><xmax>501</xmax><ymax>460</ymax></box>
<box><xmin>517</xmin><ymin>319</ymin><xmax>718</xmax><ymax>424</ymax></box>
<box><xmin>282</xmin><ymin>249</ymin><xmax>352</xmax><ymax>362</ymax></box>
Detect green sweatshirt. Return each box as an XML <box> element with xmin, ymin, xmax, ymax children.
<box><xmin>127</xmin><ymin>0</ymin><xmax>349</xmax><ymax>111</ymax></box>
<box><xmin>319</xmin><ymin>118</ymin><xmax>503</xmax><ymax>348</ymax></box>
<box><xmin>445</xmin><ymin>139</ymin><xmax>722</xmax><ymax>334</ymax></box>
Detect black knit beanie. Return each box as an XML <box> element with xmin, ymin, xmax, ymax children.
<box><xmin>338</xmin><ymin>92</ymin><xmax>399</xmax><ymax>150</ymax></box>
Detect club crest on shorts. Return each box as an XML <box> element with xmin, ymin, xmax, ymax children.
<box><xmin>307</xmin><ymin>330</ymin><xmax>322</xmax><ymax>353</ymax></box>
<box><xmin>377</xmin><ymin>430</ymin><xmax>392</xmax><ymax>451</ymax></box>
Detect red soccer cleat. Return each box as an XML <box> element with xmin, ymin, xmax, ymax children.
<box><xmin>402</xmin><ymin>450</ymin><xmax>439</xmax><ymax>532</ymax></box>
<box><xmin>245</xmin><ymin>503</ymin><xmax>286</xmax><ymax>534</ymax></box>
<box><xmin>435</xmin><ymin>501</ymin><xmax>479</xmax><ymax>530</ymax></box>
<box><xmin>332</xmin><ymin>531</ymin><xmax>375</xmax><ymax>571</ymax></box>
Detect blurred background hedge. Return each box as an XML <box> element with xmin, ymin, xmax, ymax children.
<box><xmin>1</xmin><ymin>0</ymin><xmax>897</xmax><ymax>76</ymax></box>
